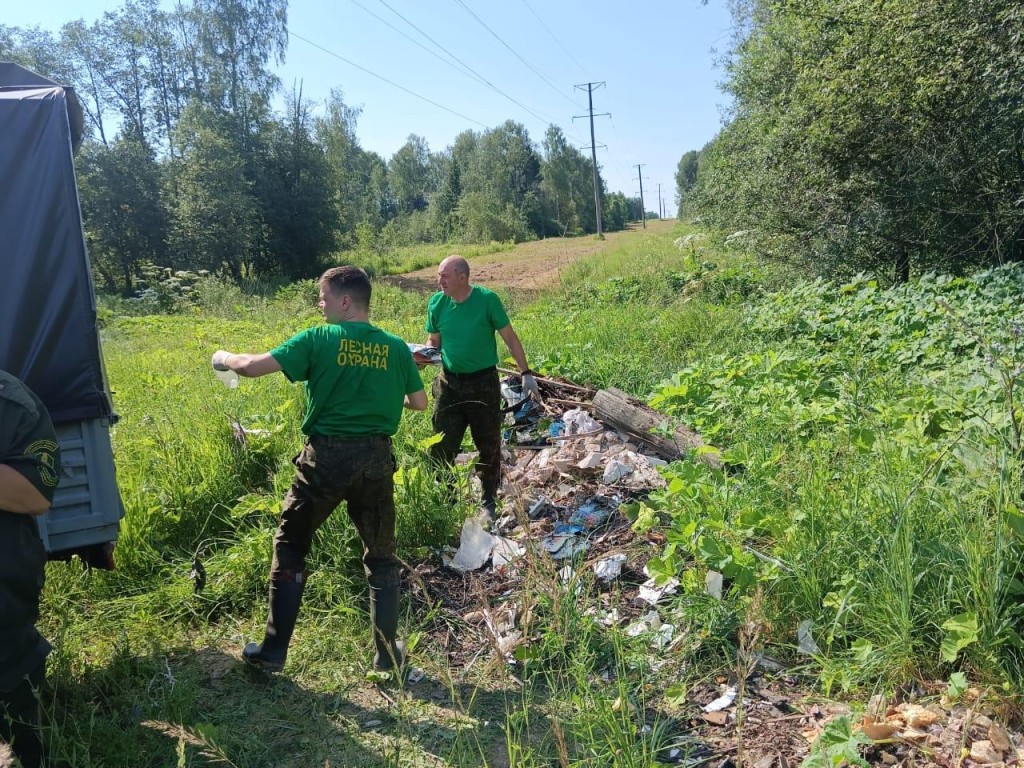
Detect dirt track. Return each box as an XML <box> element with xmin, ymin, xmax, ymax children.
<box><xmin>382</xmin><ymin>219</ymin><xmax>675</xmax><ymax>295</ymax></box>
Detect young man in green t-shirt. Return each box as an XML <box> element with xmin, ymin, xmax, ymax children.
<box><xmin>212</xmin><ymin>266</ymin><xmax>427</xmax><ymax>674</ymax></box>
<box><xmin>425</xmin><ymin>255</ymin><xmax>540</xmax><ymax>516</ymax></box>
<box><xmin>0</xmin><ymin>370</ymin><xmax>61</xmax><ymax>768</ymax></box>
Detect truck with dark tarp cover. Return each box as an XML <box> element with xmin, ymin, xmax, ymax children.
<box><xmin>0</xmin><ymin>62</ymin><xmax>124</xmax><ymax>567</ymax></box>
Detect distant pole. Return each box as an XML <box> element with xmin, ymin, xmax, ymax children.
<box><xmin>657</xmin><ymin>183</ymin><xmax>663</xmax><ymax>219</ymax></box>
<box><xmin>634</xmin><ymin>163</ymin><xmax>646</xmax><ymax>228</ymax></box>
<box><xmin>574</xmin><ymin>81</ymin><xmax>609</xmax><ymax>240</ymax></box>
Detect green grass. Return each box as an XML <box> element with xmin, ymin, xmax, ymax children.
<box><xmin>34</xmin><ymin>226</ymin><xmax>1024</xmax><ymax>765</ymax></box>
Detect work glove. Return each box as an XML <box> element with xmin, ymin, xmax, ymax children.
<box><xmin>211</xmin><ymin>350</ymin><xmax>232</xmax><ymax>371</ymax></box>
<box><xmin>520</xmin><ymin>372</ymin><xmax>541</xmax><ymax>401</ymax></box>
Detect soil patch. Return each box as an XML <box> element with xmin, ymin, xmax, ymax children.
<box><xmin>382</xmin><ymin>219</ymin><xmax>675</xmax><ymax>296</ymax></box>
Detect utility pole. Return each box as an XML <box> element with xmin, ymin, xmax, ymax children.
<box><xmin>634</xmin><ymin>163</ymin><xmax>647</xmax><ymax>228</ymax></box>
<box><xmin>657</xmin><ymin>183</ymin><xmax>663</xmax><ymax>219</ymax></box>
<box><xmin>573</xmin><ymin>81</ymin><xmax>609</xmax><ymax>239</ymax></box>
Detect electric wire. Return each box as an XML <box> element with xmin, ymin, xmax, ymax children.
<box><xmin>606</xmin><ymin>115</ymin><xmax>638</xmax><ymax>197</ymax></box>
<box><xmin>519</xmin><ymin>0</ymin><xmax>590</xmax><ymax>79</ymax></box>
<box><xmin>360</xmin><ymin>0</ymin><xmax>562</xmax><ymax>131</ymax></box>
<box><xmin>452</xmin><ymin>0</ymin><xmax>584</xmax><ymax>111</ymax></box>
<box><xmin>350</xmin><ymin>0</ymin><xmax>491</xmax><ymax>89</ymax></box>
<box><xmin>287</xmin><ymin>30</ymin><xmax>489</xmax><ymax>129</ymax></box>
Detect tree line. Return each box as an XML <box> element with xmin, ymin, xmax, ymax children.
<box><xmin>676</xmin><ymin>0</ymin><xmax>1024</xmax><ymax>281</ymax></box>
<box><xmin>1</xmin><ymin>0</ymin><xmax>644</xmax><ymax>292</ymax></box>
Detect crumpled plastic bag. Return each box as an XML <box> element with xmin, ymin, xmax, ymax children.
<box><xmin>563</xmin><ymin>408</ymin><xmax>601</xmax><ymax>435</ymax></box>
<box><xmin>448</xmin><ymin>515</ymin><xmax>495</xmax><ymax>572</ymax></box>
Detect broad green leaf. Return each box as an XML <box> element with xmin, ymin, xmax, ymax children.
<box><xmin>940</xmin><ymin>613</ymin><xmax>979</xmax><ymax>662</ymax></box>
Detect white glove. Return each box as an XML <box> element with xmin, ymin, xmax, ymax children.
<box><xmin>521</xmin><ymin>372</ymin><xmax>541</xmax><ymax>401</ymax></box>
<box><xmin>211</xmin><ymin>350</ymin><xmax>232</xmax><ymax>371</ymax></box>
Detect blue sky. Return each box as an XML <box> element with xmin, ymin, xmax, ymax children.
<box><xmin>8</xmin><ymin>0</ymin><xmax>733</xmax><ymax>214</ymax></box>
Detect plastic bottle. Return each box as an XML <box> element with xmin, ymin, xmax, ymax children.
<box><xmin>215</xmin><ymin>368</ymin><xmax>239</xmax><ymax>389</ymax></box>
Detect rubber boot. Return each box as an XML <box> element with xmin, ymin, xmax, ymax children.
<box><xmin>370</xmin><ymin>583</ymin><xmax>406</xmax><ymax>672</ymax></box>
<box><xmin>0</xmin><ymin>663</ymin><xmax>45</xmax><ymax>768</ymax></box>
<box><xmin>243</xmin><ymin>578</ymin><xmax>305</xmax><ymax>673</ymax></box>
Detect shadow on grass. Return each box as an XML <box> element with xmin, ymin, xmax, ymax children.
<box><xmin>40</xmin><ymin>644</ymin><xmax>512</xmax><ymax>768</ymax></box>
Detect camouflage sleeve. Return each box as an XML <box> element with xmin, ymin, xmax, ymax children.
<box><xmin>0</xmin><ymin>376</ymin><xmax>61</xmax><ymax>503</ymax></box>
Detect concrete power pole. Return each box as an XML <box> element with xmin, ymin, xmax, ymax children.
<box><xmin>573</xmin><ymin>82</ymin><xmax>609</xmax><ymax>239</ymax></box>
<box><xmin>657</xmin><ymin>183</ymin><xmax>663</xmax><ymax>219</ymax></box>
<box><xmin>634</xmin><ymin>163</ymin><xmax>647</xmax><ymax>228</ymax></box>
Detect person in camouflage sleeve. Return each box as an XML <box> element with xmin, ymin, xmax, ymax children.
<box><xmin>425</xmin><ymin>256</ymin><xmax>540</xmax><ymax>516</ymax></box>
<box><xmin>0</xmin><ymin>370</ymin><xmax>62</xmax><ymax>768</ymax></box>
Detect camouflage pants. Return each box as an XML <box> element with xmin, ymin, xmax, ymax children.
<box><xmin>272</xmin><ymin>434</ymin><xmax>399</xmax><ymax>588</ymax></box>
<box><xmin>429</xmin><ymin>368</ymin><xmax>502</xmax><ymax>506</ymax></box>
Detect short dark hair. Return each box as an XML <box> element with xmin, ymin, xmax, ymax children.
<box><xmin>320</xmin><ymin>266</ymin><xmax>371</xmax><ymax>308</ymax></box>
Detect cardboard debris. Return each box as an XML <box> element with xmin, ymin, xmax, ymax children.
<box><xmin>970</xmin><ymin>739</ymin><xmax>1002</xmax><ymax>764</ymax></box>
<box><xmin>900</xmin><ymin>703</ymin><xmax>940</xmax><ymax>729</ymax></box>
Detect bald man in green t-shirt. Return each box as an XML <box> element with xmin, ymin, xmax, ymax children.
<box><xmin>425</xmin><ymin>255</ymin><xmax>540</xmax><ymax>516</ymax></box>
<box><xmin>212</xmin><ymin>266</ymin><xmax>426</xmax><ymax>675</ymax></box>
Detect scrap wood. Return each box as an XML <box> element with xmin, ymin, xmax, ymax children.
<box><xmin>497</xmin><ymin>367</ymin><xmax>597</xmax><ymax>395</ymax></box>
<box><xmin>547</xmin><ymin>397</ymin><xmax>594</xmax><ymax>410</ymax></box>
<box><xmin>592</xmin><ymin>387</ymin><xmax>722</xmax><ymax>469</ymax></box>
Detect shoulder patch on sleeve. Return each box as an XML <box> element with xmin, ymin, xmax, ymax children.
<box><xmin>26</xmin><ymin>439</ymin><xmax>60</xmax><ymax>487</ymax></box>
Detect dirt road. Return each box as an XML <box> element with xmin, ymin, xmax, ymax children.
<box><xmin>383</xmin><ymin>218</ymin><xmax>675</xmax><ymax>295</ymax></box>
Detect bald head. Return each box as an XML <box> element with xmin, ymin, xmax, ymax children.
<box><xmin>437</xmin><ymin>255</ymin><xmax>472</xmax><ymax>300</ymax></box>
<box><xmin>439</xmin><ymin>255</ymin><xmax>469</xmax><ymax>276</ymax></box>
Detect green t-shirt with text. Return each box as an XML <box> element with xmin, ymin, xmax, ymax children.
<box><xmin>270</xmin><ymin>322</ymin><xmax>423</xmax><ymax>437</ymax></box>
<box><xmin>425</xmin><ymin>286</ymin><xmax>510</xmax><ymax>373</ymax></box>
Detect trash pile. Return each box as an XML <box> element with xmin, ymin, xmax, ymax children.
<box><xmin>685</xmin><ymin>671</ymin><xmax>1024</xmax><ymax>768</ymax></box>
<box><xmin>410</xmin><ymin>371</ymin><xmax>694</xmax><ymax>668</ymax></box>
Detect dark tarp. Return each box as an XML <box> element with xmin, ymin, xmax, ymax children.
<box><xmin>0</xmin><ymin>63</ymin><xmax>114</xmax><ymax>423</ymax></box>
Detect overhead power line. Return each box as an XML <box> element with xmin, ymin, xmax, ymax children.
<box><xmin>519</xmin><ymin>0</ymin><xmax>590</xmax><ymax>79</ymax></box>
<box><xmin>367</xmin><ymin>0</ymin><xmax>564</xmax><ymax>131</ymax></box>
<box><xmin>351</xmin><ymin>0</ymin><xmax>490</xmax><ymax>88</ymax></box>
<box><xmin>288</xmin><ymin>30</ymin><xmax>489</xmax><ymax>129</ymax></box>
<box><xmin>453</xmin><ymin>0</ymin><xmax>583</xmax><ymax>111</ymax></box>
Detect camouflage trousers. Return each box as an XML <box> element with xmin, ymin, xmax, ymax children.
<box><xmin>429</xmin><ymin>368</ymin><xmax>502</xmax><ymax>506</ymax></box>
<box><xmin>272</xmin><ymin>434</ymin><xmax>399</xmax><ymax>588</ymax></box>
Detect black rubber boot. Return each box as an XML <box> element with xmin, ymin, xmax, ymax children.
<box><xmin>243</xmin><ymin>578</ymin><xmax>305</xmax><ymax>673</ymax></box>
<box><xmin>370</xmin><ymin>583</ymin><xmax>406</xmax><ymax>672</ymax></box>
<box><xmin>0</xmin><ymin>663</ymin><xmax>45</xmax><ymax>768</ymax></box>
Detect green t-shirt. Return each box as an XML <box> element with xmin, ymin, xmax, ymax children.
<box><xmin>270</xmin><ymin>322</ymin><xmax>423</xmax><ymax>437</ymax></box>
<box><xmin>425</xmin><ymin>286</ymin><xmax>511</xmax><ymax>373</ymax></box>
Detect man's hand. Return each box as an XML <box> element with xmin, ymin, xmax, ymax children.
<box><xmin>521</xmin><ymin>372</ymin><xmax>541</xmax><ymax>401</ymax></box>
<box><xmin>211</xmin><ymin>350</ymin><xmax>232</xmax><ymax>371</ymax></box>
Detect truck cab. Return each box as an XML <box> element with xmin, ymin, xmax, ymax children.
<box><xmin>0</xmin><ymin>62</ymin><xmax>124</xmax><ymax>568</ymax></box>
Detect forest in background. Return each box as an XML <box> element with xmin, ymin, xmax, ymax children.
<box><xmin>1</xmin><ymin>0</ymin><xmax>647</xmax><ymax>293</ymax></box>
<box><xmin>676</xmin><ymin>0</ymin><xmax>1024</xmax><ymax>282</ymax></box>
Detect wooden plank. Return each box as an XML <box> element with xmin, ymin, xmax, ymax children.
<box><xmin>591</xmin><ymin>387</ymin><xmax>721</xmax><ymax>468</ymax></box>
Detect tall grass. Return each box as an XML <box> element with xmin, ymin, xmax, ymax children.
<box><xmin>40</xmin><ymin>224</ymin><xmax>1024</xmax><ymax>765</ymax></box>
